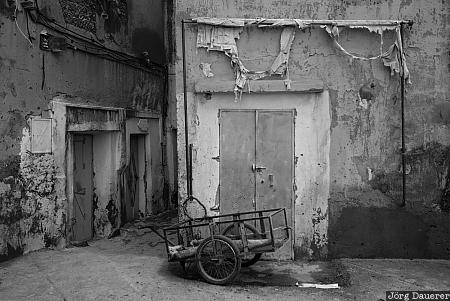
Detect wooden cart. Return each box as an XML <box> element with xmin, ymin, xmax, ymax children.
<box><xmin>162</xmin><ymin>206</ymin><xmax>290</xmax><ymax>285</ymax></box>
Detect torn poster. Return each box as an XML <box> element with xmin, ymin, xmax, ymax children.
<box><xmin>195</xmin><ymin>18</ymin><xmax>411</xmax><ymax>102</ymax></box>
<box><xmin>233</xmin><ymin>26</ymin><xmax>296</xmax><ymax>97</ymax></box>
<box><xmin>348</xmin><ymin>25</ymin><xmax>394</xmax><ymax>34</ymax></box>
<box><xmin>322</xmin><ymin>25</ymin><xmax>411</xmax><ymax>83</ymax></box>
<box><xmin>196</xmin><ymin>24</ymin><xmax>242</xmax><ymax>56</ymax></box>
<box><xmin>257</xmin><ymin>19</ymin><xmax>310</xmax><ymax>29</ymax></box>
<box><xmin>321</xmin><ymin>25</ymin><xmax>382</xmax><ymax>60</ymax></box>
<box><xmin>193</xmin><ymin>17</ymin><xmax>309</xmax><ymax>29</ymax></box>
<box><xmin>231</xmin><ymin>54</ymin><xmax>269</xmax><ymax>100</ymax></box>
<box><xmin>393</xmin><ymin>26</ymin><xmax>411</xmax><ymax>83</ymax></box>
<box><xmin>196</xmin><ymin>25</ymin><xmax>296</xmax><ymax>101</ymax></box>
<box><xmin>270</xmin><ymin>27</ymin><xmax>296</xmax><ymax>75</ymax></box>
<box><xmin>193</xmin><ymin>17</ymin><xmax>245</xmax><ymax>27</ymax></box>
<box><xmin>194</xmin><ymin>17</ymin><xmax>407</xmax><ymax>28</ymax></box>
<box><xmin>199</xmin><ymin>63</ymin><xmax>214</xmax><ymax>78</ymax></box>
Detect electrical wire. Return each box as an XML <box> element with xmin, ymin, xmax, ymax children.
<box><xmin>37</xmin><ymin>11</ymin><xmax>162</xmax><ymax>66</ymax></box>
<box><xmin>37</xmin><ymin>11</ymin><xmax>106</xmax><ymax>48</ymax></box>
<box><xmin>27</xmin><ymin>8</ymin><xmax>164</xmax><ymax>74</ymax></box>
<box><xmin>14</xmin><ymin>0</ymin><xmax>33</xmax><ymax>46</ymax></box>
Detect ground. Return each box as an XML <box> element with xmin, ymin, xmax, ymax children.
<box><xmin>1</xmin><ymin>223</ymin><xmax>450</xmax><ymax>301</ymax></box>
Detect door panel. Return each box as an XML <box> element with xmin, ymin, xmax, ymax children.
<box><xmin>219</xmin><ymin>110</ymin><xmax>294</xmax><ymax>260</ymax></box>
<box><xmin>128</xmin><ymin>136</ymin><xmax>139</xmax><ymax>221</ymax></box>
<box><xmin>137</xmin><ymin>136</ymin><xmax>146</xmax><ymax>216</ymax></box>
<box><xmin>256</xmin><ymin>111</ymin><xmax>293</xmax><ymax>259</ymax></box>
<box><xmin>128</xmin><ymin>134</ymin><xmax>147</xmax><ymax>221</ymax></box>
<box><xmin>73</xmin><ymin>135</ymin><xmax>93</xmax><ymax>241</ymax></box>
<box><xmin>256</xmin><ymin>111</ymin><xmax>293</xmax><ymax>211</ymax></box>
<box><xmin>219</xmin><ymin>111</ymin><xmax>256</xmax><ymax>214</ymax></box>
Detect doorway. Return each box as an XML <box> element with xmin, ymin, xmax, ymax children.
<box><xmin>124</xmin><ymin>134</ymin><xmax>147</xmax><ymax>221</ymax></box>
<box><xmin>219</xmin><ymin>109</ymin><xmax>294</xmax><ymax>259</ymax></box>
<box><xmin>72</xmin><ymin>134</ymin><xmax>93</xmax><ymax>241</ymax></box>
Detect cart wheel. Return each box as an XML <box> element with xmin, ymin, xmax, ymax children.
<box><xmin>196</xmin><ymin>235</ymin><xmax>241</xmax><ymax>285</ymax></box>
<box><xmin>221</xmin><ymin>223</ymin><xmax>262</xmax><ymax>267</ymax></box>
<box><xmin>180</xmin><ymin>260</ymin><xmax>196</xmax><ymax>275</ymax></box>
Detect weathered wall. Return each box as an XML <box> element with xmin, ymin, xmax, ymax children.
<box><xmin>0</xmin><ymin>0</ymin><xmax>166</xmax><ymax>260</ymax></box>
<box><xmin>173</xmin><ymin>0</ymin><xmax>450</xmax><ymax>258</ymax></box>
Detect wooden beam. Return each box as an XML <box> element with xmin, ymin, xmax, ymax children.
<box><xmin>67</xmin><ymin>121</ymin><xmax>120</xmax><ymax>132</ymax></box>
<box><xmin>194</xmin><ymin>79</ymin><xmax>324</xmax><ymax>94</ymax></box>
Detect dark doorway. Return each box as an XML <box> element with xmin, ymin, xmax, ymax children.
<box><xmin>72</xmin><ymin>134</ymin><xmax>94</xmax><ymax>241</ymax></box>
<box><xmin>124</xmin><ymin>134</ymin><xmax>147</xmax><ymax>222</ymax></box>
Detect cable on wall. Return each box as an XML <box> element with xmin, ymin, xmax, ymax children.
<box><xmin>22</xmin><ymin>3</ymin><xmax>165</xmax><ymax>75</ymax></box>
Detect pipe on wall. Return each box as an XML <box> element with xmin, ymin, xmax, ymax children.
<box><xmin>181</xmin><ymin>20</ymin><xmax>192</xmax><ymax>197</ymax></box>
<box><xmin>400</xmin><ymin>23</ymin><xmax>406</xmax><ymax>207</ymax></box>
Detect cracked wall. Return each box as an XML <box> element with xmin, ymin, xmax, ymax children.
<box><xmin>173</xmin><ymin>0</ymin><xmax>450</xmax><ymax>259</ymax></box>
<box><xmin>0</xmin><ymin>128</ymin><xmax>65</xmax><ymax>260</ymax></box>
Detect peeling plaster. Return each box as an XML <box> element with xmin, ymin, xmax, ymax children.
<box><xmin>199</xmin><ymin>63</ymin><xmax>214</xmax><ymax>78</ymax></box>
<box><xmin>0</xmin><ymin>128</ymin><xmax>65</xmax><ymax>259</ymax></box>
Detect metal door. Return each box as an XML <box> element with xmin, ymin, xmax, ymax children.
<box><xmin>73</xmin><ymin>134</ymin><xmax>93</xmax><ymax>241</ymax></box>
<box><xmin>219</xmin><ymin>110</ymin><xmax>294</xmax><ymax>259</ymax></box>
<box><xmin>219</xmin><ymin>111</ymin><xmax>256</xmax><ymax>214</ymax></box>
<box><xmin>255</xmin><ymin>111</ymin><xmax>294</xmax><ymax>259</ymax></box>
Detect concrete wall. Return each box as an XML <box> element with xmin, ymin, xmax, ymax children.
<box><xmin>173</xmin><ymin>0</ymin><xmax>450</xmax><ymax>258</ymax></box>
<box><xmin>0</xmin><ymin>0</ymin><xmax>167</xmax><ymax>260</ymax></box>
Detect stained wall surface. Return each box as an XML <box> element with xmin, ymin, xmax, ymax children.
<box><xmin>0</xmin><ymin>0</ymin><xmax>166</xmax><ymax>260</ymax></box>
<box><xmin>173</xmin><ymin>0</ymin><xmax>450</xmax><ymax>258</ymax></box>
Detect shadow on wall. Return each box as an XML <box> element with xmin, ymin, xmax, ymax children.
<box><xmin>329</xmin><ymin>207</ymin><xmax>430</xmax><ymax>258</ymax></box>
<box><xmin>329</xmin><ymin>141</ymin><xmax>450</xmax><ymax>259</ymax></box>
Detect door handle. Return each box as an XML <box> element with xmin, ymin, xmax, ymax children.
<box><xmin>268</xmin><ymin>174</ymin><xmax>274</xmax><ymax>187</ymax></box>
<box><xmin>251</xmin><ymin>164</ymin><xmax>267</xmax><ymax>172</ymax></box>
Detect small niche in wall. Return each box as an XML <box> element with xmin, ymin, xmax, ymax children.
<box><xmin>30</xmin><ymin>117</ymin><xmax>52</xmax><ymax>154</ymax></box>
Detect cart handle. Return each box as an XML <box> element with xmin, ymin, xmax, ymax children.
<box><xmin>182</xmin><ymin>196</ymin><xmax>208</xmax><ymax>221</ymax></box>
<box><xmin>139</xmin><ymin>225</ymin><xmax>177</xmax><ymax>246</ymax></box>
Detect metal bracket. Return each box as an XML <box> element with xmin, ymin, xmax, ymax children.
<box><xmin>251</xmin><ymin>164</ymin><xmax>266</xmax><ymax>172</ymax></box>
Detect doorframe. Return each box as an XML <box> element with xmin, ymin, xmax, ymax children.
<box><xmin>125</xmin><ymin>117</ymin><xmax>157</xmax><ymax>217</ymax></box>
<box><xmin>51</xmin><ymin>100</ymin><xmax>125</xmax><ymax>242</ymax></box>
<box><xmin>218</xmin><ymin>108</ymin><xmax>296</xmax><ymax>259</ymax></box>
<box><xmin>50</xmin><ymin>99</ymin><xmax>167</xmax><ymax>244</ymax></box>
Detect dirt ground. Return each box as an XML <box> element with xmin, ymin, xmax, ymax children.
<box><xmin>1</xmin><ymin>224</ymin><xmax>450</xmax><ymax>301</ymax></box>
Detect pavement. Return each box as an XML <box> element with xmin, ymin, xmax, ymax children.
<box><xmin>1</xmin><ymin>223</ymin><xmax>450</xmax><ymax>301</ymax></box>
